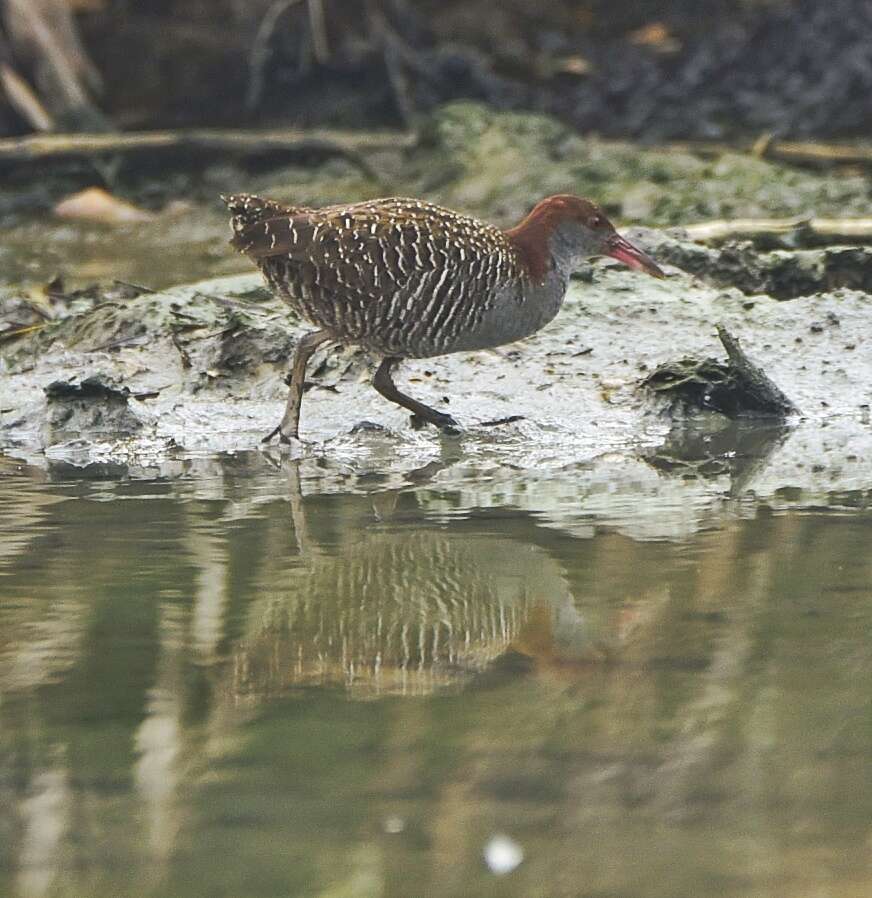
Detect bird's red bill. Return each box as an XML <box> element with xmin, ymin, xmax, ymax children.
<box><xmin>606</xmin><ymin>235</ymin><xmax>665</xmax><ymax>278</ymax></box>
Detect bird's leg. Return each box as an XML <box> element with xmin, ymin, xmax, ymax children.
<box><xmin>263</xmin><ymin>329</ymin><xmax>332</xmax><ymax>444</ymax></box>
<box><xmin>372</xmin><ymin>357</ymin><xmax>460</xmax><ymax>433</ymax></box>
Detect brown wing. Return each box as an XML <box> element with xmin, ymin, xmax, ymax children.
<box><xmin>231</xmin><ymin>207</ymin><xmax>449</xmax><ymax>294</ymax></box>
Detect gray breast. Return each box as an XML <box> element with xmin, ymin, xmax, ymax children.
<box><xmin>433</xmin><ymin>268</ymin><xmax>570</xmax><ymax>356</ymax></box>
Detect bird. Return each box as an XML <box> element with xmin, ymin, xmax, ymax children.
<box><xmin>222</xmin><ymin>192</ymin><xmax>665</xmax><ymax>443</ymax></box>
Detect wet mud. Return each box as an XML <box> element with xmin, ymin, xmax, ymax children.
<box><xmin>2</xmin><ymin>225</ymin><xmax>870</xmax><ymax>535</ymax></box>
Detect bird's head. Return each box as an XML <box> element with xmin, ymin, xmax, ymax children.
<box><xmin>506</xmin><ymin>194</ymin><xmax>665</xmax><ymax>280</ymax></box>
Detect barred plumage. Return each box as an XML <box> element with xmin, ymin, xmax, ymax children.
<box><xmin>226</xmin><ymin>195</ymin><xmax>528</xmax><ymax>357</ymax></box>
<box><xmin>222</xmin><ymin>192</ymin><xmax>664</xmax><ymax>442</ymax></box>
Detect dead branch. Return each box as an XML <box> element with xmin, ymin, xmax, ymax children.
<box><xmin>758</xmin><ymin>139</ymin><xmax>872</xmax><ymax>168</ymax></box>
<box><xmin>0</xmin><ymin>126</ymin><xmax>413</xmax><ymax>168</ymax></box>
<box><xmin>3</xmin><ymin>0</ymin><xmax>106</xmax><ymax>129</ymax></box>
<box><xmin>307</xmin><ymin>0</ymin><xmax>330</xmax><ymax>64</ymax></box>
<box><xmin>715</xmin><ymin>324</ymin><xmax>798</xmax><ymax>417</ymax></box>
<box><xmin>0</xmin><ymin>61</ymin><xmax>53</xmax><ymax>130</ymax></box>
<box><xmin>645</xmin><ymin>325</ymin><xmax>798</xmax><ymax>419</ymax></box>
<box><xmin>665</xmin><ymin>137</ymin><xmax>872</xmax><ymax>170</ymax></box>
<box><xmin>246</xmin><ymin>0</ymin><xmax>305</xmax><ymax>111</ymax></box>
<box><xmin>367</xmin><ymin>1</ymin><xmax>416</xmax><ymax>127</ymax></box>
<box><xmin>682</xmin><ymin>217</ymin><xmax>872</xmax><ymax>246</ymax></box>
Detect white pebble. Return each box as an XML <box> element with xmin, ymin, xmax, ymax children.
<box><xmin>383</xmin><ymin>815</ymin><xmax>405</xmax><ymax>834</ymax></box>
<box><xmin>483</xmin><ymin>834</ymin><xmax>524</xmax><ymax>874</ymax></box>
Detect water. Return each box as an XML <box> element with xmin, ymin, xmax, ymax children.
<box><xmin>1</xmin><ymin>452</ymin><xmax>872</xmax><ymax>898</ymax></box>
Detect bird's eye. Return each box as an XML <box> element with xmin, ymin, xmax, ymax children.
<box><xmin>589</xmin><ymin>215</ymin><xmax>603</xmax><ymax>228</ymax></box>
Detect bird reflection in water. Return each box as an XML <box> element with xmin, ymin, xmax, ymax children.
<box><xmin>226</xmin><ymin>458</ymin><xmax>592</xmax><ymax>700</ymax></box>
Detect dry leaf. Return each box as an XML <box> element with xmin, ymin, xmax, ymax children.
<box><xmin>556</xmin><ymin>55</ymin><xmax>593</xmax><ymax>77</ymax></box>
<box><xmin>54</xmin><ymin>187</ymin><xmax>154</xmax><ymax>224</ymax></box>
<box><xmin>627</xmin><ymin>22</ymin><xmax>682</xmax><ymax>54</ymax></box>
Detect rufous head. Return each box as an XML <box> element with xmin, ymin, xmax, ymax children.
<box><xmin>506</xmin><ymin>194</ymin><xmax>664</xmax><ymax>280</ymax></box>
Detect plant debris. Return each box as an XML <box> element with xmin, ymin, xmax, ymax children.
<box><xmin>644</xmin><ymin>324</ymin><xmax>798</xmax><ymax>419</ymax></box>
<box><xmin>41</xmin><ymin>371</ymin><xmax>143</xmax><ymax>442</ymax></box>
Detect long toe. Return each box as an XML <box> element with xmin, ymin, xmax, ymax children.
<box><xmin>262</xmin><ymin>423</ymin><xmax>307</xmax><ymax>445</ymax></box>
<box><xmin>435</xmin><ymin>412</ymin><xmax>460</xmax><ymax>433</ymax></box>
<box><xmin>409</xmin><ymin>411</ymin><xmax>460</xmax><ymax>432</ymax></box>
<box><xmin>434</xmin><ymin>413</ymin><xmax>462</xmax><ymax>436</ymax></box>
<box><xmin>478</xmin><ymin>415</ymin><xmax>525</xmax><ymax>427</ymax></box>
<box><xmin>276</xmin><ymin>432</ymin><xmax>313</xmax><ymax>454</ymax></box>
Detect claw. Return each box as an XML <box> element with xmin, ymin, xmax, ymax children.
<box><xmin>409</xmin><ymin>412</ymin><xmax>460</xmax><ymax>433</ymax></box>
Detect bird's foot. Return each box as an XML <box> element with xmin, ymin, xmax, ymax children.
<box><xmin>262</xmin><ymin>424</ymin><xmax>283</xmax><ymax>444</ymax></box>
<box><xmin>261</xmin><ymin>424</ymin><xmax>312</xmax><ymax>453</ymax></box>
<box><xmin>478</xmin><ymin>415</ymin><xmax>525</xmax><ymax>428</ymax></box>
<box><xmin>409</xmin><ymin>411</ymin><xmax>461</xmax><ymax>436</ymax></box>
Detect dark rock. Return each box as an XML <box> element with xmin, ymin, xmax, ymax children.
<box><xmin>44</xmin><ymin>375</ymin><xmax>132</xmax><ymax>402</ymax></box>
<box><xmin>43</xmin><ymin>373</ymin><xmax>143</xmax><ymax>443</ymax></box>
<box><xmin>644</xmin><ymin>325</ymin><xmax>798</xmax><ymax>419</ymax></box>
<box><xmin>633</xmin><ymin>229</ymin><xmax>872</xmax><ymax>300</ymax></box>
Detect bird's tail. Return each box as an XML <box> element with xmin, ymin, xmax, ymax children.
<box><xmin>220</xmin><ymin>193</ymin><xmax>301</xmax><ymax>237</ymax></box>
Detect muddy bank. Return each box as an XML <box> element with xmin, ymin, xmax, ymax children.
<box><xmin>1</xmin><ymin>221</ymin><xmax>870</xmax><ymax>540</ymax></box>
<box><xmin>0</xmin><ymin>102</ymin><xmax>870</xmax><ymax>540</ymax></box>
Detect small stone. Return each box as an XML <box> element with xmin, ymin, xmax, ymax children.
<box><xmin>383</xmin><ymin>816</ymin><xmax>405</xmax><ymax>834</ymax></box>
<box><xmin>54</xmin><ymin>187</ymin><xmax>154</xmax><ymax>224</ymax></box>
<box><xmin>484</xmin><ymin>835</ymin><xmax>523</xmax><ymax>875</ymax></box>
<box><xmin>350</xmin><ymin>420</ymin><xmax>389</xmax><ymax>435</ymax></box>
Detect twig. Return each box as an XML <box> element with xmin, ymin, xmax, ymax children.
<box><xmin>645</xmin><ymin>327</ymin><xmax>798</xmax><ymax>418</ymax></box>
<box><xmin>306</xmin><ymin>0</ymin><xmax>330</xmax><ymax>65</ymax></box>
<box><xmin>715</xmin><ymin>324</ymin><xmax>798</xmax><ymax>417</ymax></box>
<box><xmin>665</xmin><ymin>137</ymin><xmax>872</xmax><ymax>170</ymax></box>
<box><xmin>112</xmin><ymin>279</ymin><xmax>156</xmax><ymax>294</ymax></box>
<box><xmin>246</xmin><ymin>0</ymin><xmax>304</xmax><ymax>111</ymax></box>
<box><xmin>0</xmin><ymin>62</ymin><xmax>54</xmax><ymax>131</ymax></box>
<box><xmin>365</xmin><ymin>0</ymin><xmax>426</xmax><ymax>127</ymax></box>
<box><xmin>381</xmin><ymin>35</ymin><xmax>415</xmax><ymax>127</ymax></box>
<box><xmin>759</xmin><ymin>139</ymin><xmax>872</xmax><ymax>168</ymax></box>
<box><xmin>86</xmin><ymin>334</ymin><xmax>149</xmax><ymax>353</ymax></box>
<box><xmin>4</xmin><ymin>0</ymin><xmax>107</xmax><ymax>128</ymax></box>
<box><xmin>0</xmin><ymin>127</ymin><xmax>411</xmax><ymax>168</ymax></box>
<box><xmin>246</xmin><ymin>0</ymin><xmax>330</xmax><ymax>111</ymax></box>
<box><xmin>195</xmin><ymin>291</ymin><xmax>263</xmax><ymax>309</ymax></box>
<box><xmin>682</xmin><ymin>217</ymin><xmax>872</xmax><ymax>246</ymax></box>
<box><xmin>171</xmin><ymin>331</ymin><xmax>192</xmax><ymax>369</ymax></box>
<box><xmin>0</xmin><ymin>322</ymin><xmax>45</xmax><ymax>344</ymax></box>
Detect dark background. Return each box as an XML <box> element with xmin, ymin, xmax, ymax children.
<box><xmin>4</xmin><ymin>0</ymin><xmax>872</xmax><ymax>140</ymax></box>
